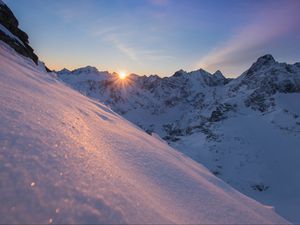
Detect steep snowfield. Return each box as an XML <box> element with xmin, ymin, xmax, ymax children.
<box><xmin>0</xmin><ymin>42</ymin><xmax>290</xmax><ymax>224</ymax></box>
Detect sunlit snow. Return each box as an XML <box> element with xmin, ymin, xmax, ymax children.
<box><xmin>0</xmin><ymin>42</ymin><xmax>289</xmax><ymax>224</ymax></box>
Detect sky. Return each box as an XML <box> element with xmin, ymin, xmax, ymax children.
<box><xmin>4</xmin><ymin>0</ymin><xmax>300</xmax><ymax>77</ymax></box>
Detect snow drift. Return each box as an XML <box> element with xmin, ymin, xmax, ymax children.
<box><xmin>0</xmin><ymin>42</ymin><xmax>289</xmax><ymax>224</ymax></box>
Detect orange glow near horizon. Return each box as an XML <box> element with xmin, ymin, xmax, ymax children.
<box><xmin>118</xmin><ymin>71</ymin><xmax>127</xmax><ymax>80</ymax></box>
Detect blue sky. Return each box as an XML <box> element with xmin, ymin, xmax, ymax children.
<box><xmin>5</xmin><ymin>0</ymin><xmax>300</xmax><ymax>77</ymax></box>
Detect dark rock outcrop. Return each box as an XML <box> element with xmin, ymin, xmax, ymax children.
<box><xmin>246</xmin><ymin>54</ymin><xmax>276</xmax><ymax>77</ymax></box>
<box><xmin>0</xmin><ymin>1</ymin><xmax>38</xmax><ymax>64</ymax></box>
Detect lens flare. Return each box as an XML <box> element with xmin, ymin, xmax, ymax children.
<box><xmin>119</xmin><ymin>71</ymin><xmax>127</xmax><ymax>80</ymax></box>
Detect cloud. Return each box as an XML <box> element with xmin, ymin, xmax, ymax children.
<box><xmin>55</xmin><ymin>0</ymin><xmax>174</xmax><ymax>65</ymax></box>
<box><xmin>197</xmin><ymin>1</ymin><xmax>300</xmax><ymax>77</ymax></box>
<box><xmin>91</xmin><ymin>26</ymin><xmax>122</xmax><ymax>37</ymax></box>
<box><xmin>88</xmin><ymin>21</ymin><xmax>173</xmax><ymax>63</ymax></box>
<box><xmin>107</xmin><ymin>35</ymin><xmax>174</xmax><ymax>62</ymax></box>
<box><xmin>108</xmin><ymin>35</ymin><xmax>138</xmax><ymax>61</ymax></box>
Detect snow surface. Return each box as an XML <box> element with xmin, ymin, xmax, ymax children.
<box><xmin>0</xmin><ymin>42</ymin><xmax>289</xmax><ymax>224</ymax></box>
<box><xmin>172</xmin><ymin>104</ymin><xmax>300</xmax><ymax>223</ymax></box>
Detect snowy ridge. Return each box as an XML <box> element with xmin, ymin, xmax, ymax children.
<box><xmin>0</xmin><ymin>42</ymin><xmax>289</xmax><ymax>224</ymax></box>
<box><xmin>57</xmin><ymin>66</ymin><xmax>110</xmax><ymax>84</ymax></box>
<box><xmin>58</xmin><ymin>54</ymin><xmax>300</xmax><ymax>223</ymax></box>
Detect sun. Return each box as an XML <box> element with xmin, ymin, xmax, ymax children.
<box><xmin>118</xmin><ymin>71</ymin><xmax>127</xmax><ymax>80</ymax></box>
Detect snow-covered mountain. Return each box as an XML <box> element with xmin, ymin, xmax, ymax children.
<box><xmin>2</xmin><ymin>33</ymin><xmax>292</xmax><ymax>225</ymax></box>
<box><xmin>0</xmin><ymin>0</ymin><xmax>297</xmax><ymax>223</ymax></box>
<box><xmin>0</xmin><ymin>1</ymin><xmax>291</xmax><ymax>224</ymax></box>
<box><xmin>57</xmin><ymin>55</ymin><xmax>300</xmax><ymax>223</ymax></box>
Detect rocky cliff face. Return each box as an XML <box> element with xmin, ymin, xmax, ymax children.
<box><xmin>0</xmin><ymin>0</ymin><xmax>38</xmax><ymax>64</ymax></box>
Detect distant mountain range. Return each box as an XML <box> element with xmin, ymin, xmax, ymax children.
<box><xmin>57</xmin><ymin>54</ymin><xmax>300</xmax><ymax>222</ymax></box>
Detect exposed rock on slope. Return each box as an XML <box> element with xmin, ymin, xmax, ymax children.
<box><xmin>0</xmin><ymin>0</ymin><xmax>38</xmax><ymax>64</ymax></box>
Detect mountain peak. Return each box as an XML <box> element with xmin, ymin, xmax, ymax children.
<box><xmin>252</xmin><ymin>54</ymin><xmax>276</xmax><ymax>69</ymax></box>
<box><xmin>213</xmin><ymin>70</ymin><xmax>223</xmax><ymax>77</ymax></box>
<box><xmin>173</xmin><ymin>69</ymin><xmax>187</xmax><ymax>77</ymax></box>
<box><xmin>212</xmin><ymin>70</ymin><xmax>227</xmax><ymax>84</ymax></box>
<box><xmin>72</xmin><ymin>66</ymin><xmax>99</xmax><ymax>74</ymax></box>
<box><xmin>256</xmin><ymin>54</ymin><xmax>276</xmax><ymax>65</ymax></box>
<box><xmin>57</xmin><ymin>68</ymin><xmax>71</xmax><ymax>74</ymax></box>
<box><xmin>197</xmin><ymin>68</ymin><xmax>208</xmax><ymax>73</ymax></box>
<box><xmin>188</xmin><ymin>68</ymin><xmax>211</xmax><ymax>77</ymax></box>
<box><xmin>246</xmin><ymin>54</ymin><xmax>277</xmax><ymax>76</ymax></box>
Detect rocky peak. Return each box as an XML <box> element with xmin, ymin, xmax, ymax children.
<box><xmin>213</xmin><ymin>70</ymin><xmax>225</xmax><ymax>80</ymax></box>
<box><xmin>57</xmin><ymin>68</ymin><xmax>71</xmax><ymax>75</ymax></box>
<box><xmin>197</xmin><ymin>68</ymin><xmax>210</xmax><ymax>74</ymax></box>
<box><xmin>185</xmin><ymin>68</ymin><xmax>228</xmax><ymax>87</ymax></box>
<box><xmin>0</xmin><ymin>1</ymin><xmax>38</xmax><ymax>64</ymax></box>
<box><xmin>246</xmin><ymin>54</ymin><xmax>276</xmax><ymax>76</ymax></box>
<box><xmin>71</xmin><ymin>66</ymin><xmax>99</xmax><ymax>74</ymax></box>
<box><xmin>213</xmin><ymin>70</ymin><xmax>223</xmax><ymax>77</ymax></box>
<box><xmin>212</xmin><ymin>70</ymin><xmax>228</xmax><ymax>85</ymax></box>
<box><xmin>188</xmin><ymin>68</ymin><xmax>211</xmax><ymax>77</ymax></box>
<box><xmin>256</xmin><ymin>54</ymin><xmax>276</xmax><ymax>64</ymax></box>
<box><xmin>173</xmin><ymin>69</ymin><xmax>187</xmax><ymax>77</ymax></box>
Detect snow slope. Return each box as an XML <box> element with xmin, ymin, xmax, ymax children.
<box><xmin>172</xmin><ymin>103</ymin><xmax>300</xmax><ymax>223</ymax></box>
<box><xmin>0</xmin><ymin>42</ymin><xmax>290</xmax><ymax>224</ymax></box>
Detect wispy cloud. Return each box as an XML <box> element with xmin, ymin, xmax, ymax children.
<box><xmin>91</xmin><ymin>26</ymin><xmax>123</xmax><ymax>37</ymax></box>
<box><xmin>197</xmin><ymin>1</ymin><xmax>300</xmax><ymax>76</ymax></box>
<box><xmin>53</xmin><ymin>0</ymin><xmax>174</xmax><ymax>69</ymax></box>
<box><xmin>108</xmin><ymin>35</ymin><xmax>139</xmax><ymax>61</ymax></box>
<box><xmin>107</xmin><ymin>35</ymin><xmax>174</xmax><ymax>62</ymax></box>
<box><xmin>89</xmin><ymin>25</ymin><xmax>139</xmax><ymax>61</ymax></box>
<box><xmin>88</xmin><ymin>19</ymin><xmax>173</xmax><ymax>63</ymax></box>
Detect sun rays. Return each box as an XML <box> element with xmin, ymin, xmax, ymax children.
<box><xmin>118</xmin><ymin>71</ymin><xmax>127</xmax><ymax>80</ymax></box>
